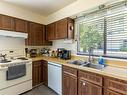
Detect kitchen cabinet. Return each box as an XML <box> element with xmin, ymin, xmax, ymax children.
<box><xmin>62</xmin><ymin>66</ymin><xmax>77</xmax><ymax>95</ymax></box>
<box><xmin>104</xmin><ymin>89</ymin><xmax>123</xmax><ymax>95</ymax></box>
<box><xmin>78</xmin><ymin>79</ymin><xmax>102</xmax><ymax>95</ymax></box>
<box><xmin>32</xmin><ymin>60</ymin><xmax>48</xmax><ymax>87</ymax></box>
<box><xmin>46</xmin><ymin>17</ymin><xmax>74</xmax><ymax>40</ymax></box>
<box><xmin>32</xmin><ymin>61</ymin><xmax>43</xmax><ymax>87</ymax></box>
<box><xmin>55</xmin><ymin>18</ymin><xmax>74</xmax><ymax>39</ymax></box>
<box><xmin>14</xmin><ymin>18</ymin><xmax>28</xmax><ymax>33</ymax></box>
<box><xmin>78</xmin><ymin>70</ymin><xmax>102</xmax><ymax>95</ymax></box>
<box><xmin>42</xmin><ymin>60</ymin><xmax>48</xmax><ymax>86</ymax></box>
<box><xmin>104</xmin><ymin>77</ymin><xmax>127</xmax><ymax>95</ymax></box>
<box><xmin>28</xmin><ymin>22</ymin><xmax>44</xmax><ymax>46</ymax></box>
<box><xmin>0</xmin><ymin>15</ymin><xmax>14</xmax><ymax>31</ymax></box>
<box><xmin>27</xmin><ymin>22</ymin><xmax>52</xmax><ymax>46</ymax></box>
<box><xmin>46</xmin><ymin>23</ymin><xmax>55</xmax><ymax>40</ymax></box>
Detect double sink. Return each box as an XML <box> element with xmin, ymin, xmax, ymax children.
<box><xmin>67</xmin><ymin>60</ymin><xmax>106</xmax><ymax>70</ymax></box>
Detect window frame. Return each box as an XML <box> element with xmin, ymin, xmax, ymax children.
<box><xmin>77</xmin><ymin>13</ymin><xmax>127</xmax><ymax>59</ymax></box>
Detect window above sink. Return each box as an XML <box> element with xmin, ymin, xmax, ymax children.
<box><xmin>76</xmin><ymin>1</ymin><xmax>127</xmax><ymax>59</ymax></box>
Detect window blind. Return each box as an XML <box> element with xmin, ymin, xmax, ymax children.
<box><xmin>106</xmin><ymin>5</ymin><xmax>127</xmax><ymax>57</ymax></box>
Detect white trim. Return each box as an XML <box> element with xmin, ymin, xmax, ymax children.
<box><xmin>0</xmin><ymin>30</ymin><xmax>28</xmax><ymax>38</ymax></box>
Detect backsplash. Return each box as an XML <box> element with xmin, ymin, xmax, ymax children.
<box><xmin>0</xmin><ymin>36</ymin><xmax>25</xmax><ymax>58</ymax></box>
<box><xmin>51</xmin><ymin>39</ymin><xmax>77</xmax><ymax>54</ymax></box>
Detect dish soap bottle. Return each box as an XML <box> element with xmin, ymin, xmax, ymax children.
<box><xmin>98</xmin><ymin>56</ymin><xmax>105</xmax><ymax>68</ymax></box>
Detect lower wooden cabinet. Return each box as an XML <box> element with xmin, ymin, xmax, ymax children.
<box><xmin>62</xmin><ymin>66</ymin><xmax>127</xmax><ymax>95</ymax></box>
<box><xmin>78</xmin><ymin>70</ymin><xmax>102</xmax><ymax>95</ymax></box>
<box><xmin>32</xmin><ymin>60</ymin><xmax>48</xmax><ymax>87</ymax></box>
<box><xmin>42</xmin><ymin>60</ymin><xmax>48</xmax><ymax>86</ymax></box>
<box><xmin>104</xmin><ymin>90</ymin><xmax>123</xmax><ymax>95</ymax></box>
<box><xmin>32</xmin><ymin>61</ymin><xmax>43</xmax><ymax>86</ymax></box>
<box><xmin>78</xmin><ymin>79</ymin><xmax>102</xmax><ymax>95</ymax></box>
<box><xmin>104</xmin><ymin>77</ymin><xmax>127</xmax><ymax>95</ymax></box>
<box><xmin>62</xmin><ymin>66</ymin><xmax>77</xmax><ymax>95</ymax></box>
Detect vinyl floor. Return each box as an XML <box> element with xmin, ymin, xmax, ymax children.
<box><xmin>21</xmin><ymin>85</ymin><xmax>58</xmax><ymax>95</ymax></box>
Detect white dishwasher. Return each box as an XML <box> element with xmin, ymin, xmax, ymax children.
<box><xmin>48</xmin><ymin>62</ymin><xmax>62</xmax><ymax>95</ymax></box>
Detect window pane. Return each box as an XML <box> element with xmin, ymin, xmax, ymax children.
<box><xmin>78</xmin><ymin>18</ymin><xmax>104</xmax><ymax>55</ymax></box>
<box><xmin>106</xmin><ymin>6</ymin><xmax>127</xmax><ymax>57</ymax></box>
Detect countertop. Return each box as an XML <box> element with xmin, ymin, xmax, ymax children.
<box><xmin>32</xmin><ymin>56</ymin><xmax>127</xmax><ymax>81</ymax></box>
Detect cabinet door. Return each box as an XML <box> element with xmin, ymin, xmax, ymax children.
<box><xmin>63</xmin><ymin>72</ymin><xmax>77</xmax><ymax>95</ymax></box>
<box><xmin>34</xmin><ymin>24</ymin><xmax>43</xmax><ymax>46</ymax></box>
<box><xmin>46</xmin><ymin>23</ymin><xmax>55</xmax><ymax>40</ymax></box>
<box><xmin>42</xmin><ymin>60</ymin><xmax>48</xmax><ymax>86</ymax></box>
<box><xmin>78</xmin><ymin>79</ymin><xmax>102</xmax><ymax>95</ymax></box>
<box><xmin>62</xmin><ymin>66</ymin><xmax>77</xmax><ymax>95</ymax></box>
<box><xmin>28</xmin><ymin>22</ymin><xmax>35</xmax><ymax>45</ymax></box>
<box><xmin>0</xmin><ymin>15</ymin><xmax>14</xmax><ymax>31</ymax></box>
<box><xmin>55</xmin><ymin>18</ymin><xmax>68</xmax><ymax>39</ymax></box>
<box><xmin>32</xmin><ymin>61</ymin><xmax>43</xmax><ymax>87</ymax></box>
<box><xmin>104</xmin><ymin>90</ymin><xmax>123</xmax><ymax>95</ymax></box>
<box><xmin>68</xmin><ymin>18</ymin><xmax>74</xmax><ymax>39</ymax></box>
<box><xmin>14</xmin><ymin>18</ymin><xmax>28</xmax><ymax>33</ymax></box>
<box><xmin>104</xmin><ymin>77</ymin><xmax>127</xmax><ymax>95</ymax></box>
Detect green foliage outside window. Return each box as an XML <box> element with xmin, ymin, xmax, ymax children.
<box><xmin>79</xmin><ymin>23</ymin><xmax>103</xmax><ymax>52</ymax></box>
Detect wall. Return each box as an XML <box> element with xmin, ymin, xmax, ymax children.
<box><xmin>0</xmin><ymin>1</ymin><xmax>46</xmax><ymax>24</ymax></box>
<box><xmin>0</xmin><ymin>36</ymin><xmax>25</xmax><ymax>58</ymax></box>
<box><xmin>45</xmin><ymin>0</ymin><xmax>112</xmax><ymax>24</ymax></box>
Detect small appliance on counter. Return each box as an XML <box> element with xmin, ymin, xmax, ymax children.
<box><xmin>40</xmin><ymin>48</ymin><xmax>50</xmax><ymax>56</ymax></box>
<box><xmin>29</xmin><ymin>49</ymin><xmax>37</xmax><ymax>58</ymax></box>
<box><xmin>57</xmin><ymin>48</ymin><xmax>71</xmax><ymax>60</ymax></box>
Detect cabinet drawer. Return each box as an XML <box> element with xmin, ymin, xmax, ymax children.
<box><xmin>78</xmin><ymin>70</ymin><xmax>103</xmax><ymax>86</ymax></box>
<box><xmin>104</xmin><ymin>77</ymin><xmax>127</xmax><ymax>95</ymax></box>
<box><xmin>104</xmin><ymin>89</ymin><xmax>123</xmax><ymax>95</ymax></box>
<box><xmin>63</xmin><ymin>66</ymin><xmax>77</xmax><ymax>77</ymax></box>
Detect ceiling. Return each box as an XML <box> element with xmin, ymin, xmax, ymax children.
<box><xmin>2</xmin><ymin>0</ymin><xmax>77</xmax><ymax>16</ymax></box>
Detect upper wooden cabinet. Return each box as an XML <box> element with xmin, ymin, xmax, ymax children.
<box><xmin>46</xmin><ymin>23</ymin><xmax>55</xmax><ymax>40</ymax></box>
<box><xmin>28</xmin><ymin>22</ymin><xmax>43</xmax><ymax>46</ymax></box>
<box><xmin>0</xmin><ymin>15</ymin><xmax>14</xmax><ymax>31</ymax></box>
<box><xmin>14</xmin><ymin>18</ymin><xmax>28</xmax><ymax>33</ymax></box>
<box><xmin>46</xmin><ymin>17</ymin><xmax>74</xmax><ymax>40</ymax></box>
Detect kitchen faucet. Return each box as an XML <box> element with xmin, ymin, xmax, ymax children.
<box><xmin>87</xmin><ymin>47</ymin><xmax>94</xmax><ymax>64</ymax></box>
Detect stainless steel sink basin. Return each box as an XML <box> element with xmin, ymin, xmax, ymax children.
<box><xmin>82</xmin><ymin>63</ymin><xmax>105</xmax><ymax>70</ymax></box>
<box><xmin>67</xmin><ymin>60</ymin><xmax>105</xmax><ymax>70</ymax></box>
<box><xmin>67</xmin><ymin>60</ymin><xmax>86</xmax><ymax>65</ymax></box>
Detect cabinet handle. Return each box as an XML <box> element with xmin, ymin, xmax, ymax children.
<box><xmin>83</xmin><ymin>82</ymin><xmax>86</xmax><ymax>86</ymax></box>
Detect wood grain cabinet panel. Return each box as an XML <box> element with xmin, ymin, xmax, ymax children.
<box><xmin>55</xmin><ymin>18</ymin><xmax>74</xmax><ymax>39</ymax></box>
<box><xmin>28</xmin><ymin>22</ymin><xmax>35</xmax><ymax>46</ymax></box>
<box><xmin>104</xmin><ymin>89</ymin><xmax>123</xmax><ymax>95</ymax></box>
<box><xmin>42</xmin><ymin>60</ymin><xmax>48</xmax><ymax>86</ymax></box>
<box><xmin>55</xmin><ymin>18</ymin><xmax>68</xmax><ymax>39</ymax></box>
<box><xmin>34</xmin><ymin>23</ymin><xmax>44</xmax><ymax>46</ymax></box>
<box><xmin>78</xmin><ymin>79</ymin><xmax>102</xmax><ymax>95</ymax></box>
<box><xmin>46</xmin><ymin>23</ymin><xmax>55</xmax><ymax>40</ymax></box>
<box><xmin>32</xmin><ymin>61</ymin><xmax>43</xmax><ymax>87</ymax></box>
<box><xmin>78</xmin><ymin>70</ymin><xmax>103</xmax><ymax>86</ymax></box>
<box><xmin>62</xmin><ymin>66</ymin><xmax>77</xmax><ymax>95</ymax></box>
<box><xmin>14</xmin><ymin>18</ymin><xmax>28</xmax><ymax>33</ymax></box>
<box><xmin>104</xmin><ymin>77</ymin><xmax>127</xmax><ymax>95</ymax></box>
<box><xmin>0</xmin><ymin>15</ymin><xmax>14</xmax><ymax>31</ymax></box>
<box><xmin>46</xmin><ymin>17</ymin><xmax>74</xmax><ymax>40</ymax></box>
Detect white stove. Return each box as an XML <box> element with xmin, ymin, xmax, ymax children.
<box><xmin>0</xmin><ymin>57</ymin><xmax>32</xmax><ymax>95</ymax></box>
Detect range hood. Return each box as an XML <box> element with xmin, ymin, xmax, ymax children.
<box><xmin>0</xmin><ymin>30</ymin><xmax>28</xmax><ymax>38</ymax></box>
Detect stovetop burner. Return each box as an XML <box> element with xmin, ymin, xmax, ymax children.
<box><xmin>17</xmin><ymin>57</ymin><xmax>28</xmax><ymax>60</ymax></box>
